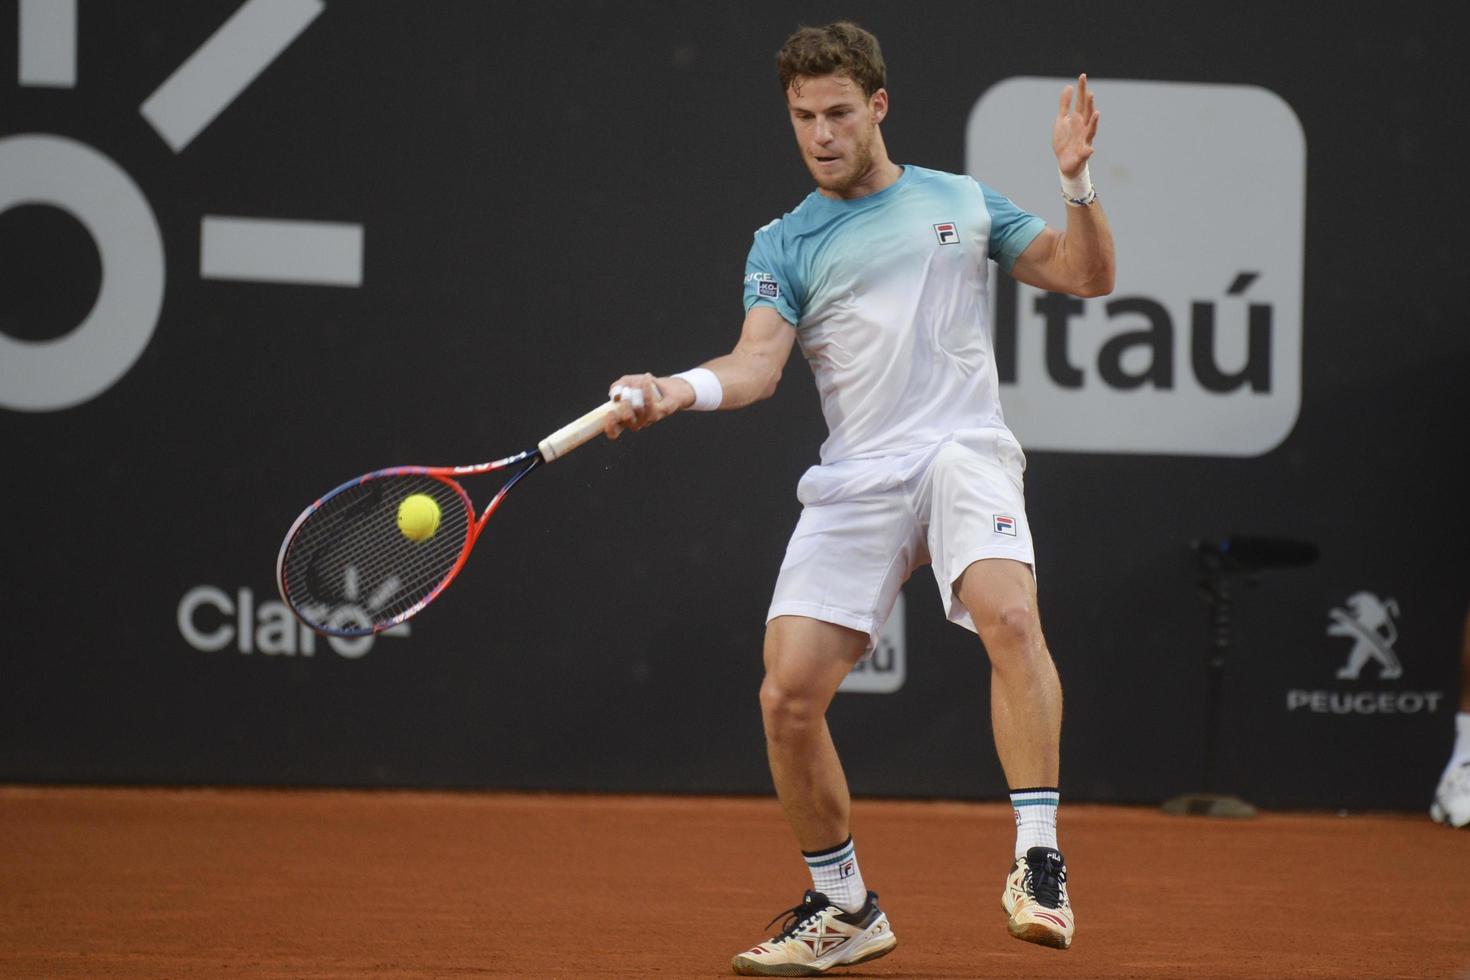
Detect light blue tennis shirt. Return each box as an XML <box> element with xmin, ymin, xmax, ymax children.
<box><xmin>744</xmin><ymin>165</ymin><xmax>1044</xmax><ymax>467</ymax></box>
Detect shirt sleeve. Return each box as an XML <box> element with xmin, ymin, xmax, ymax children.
<box><xmin>978</xmin><ymin>181</ymin><xmax>1046</xmax><ymax>274</ymax></box>
<box><xmin>743</xmin><ymin>222</ymin><xmax>801</xmax><ymax>326</ymax></box>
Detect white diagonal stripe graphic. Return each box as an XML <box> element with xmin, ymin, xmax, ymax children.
<box><xmin>201</xmin><ymin>216</ymin><xmax>363</xmax><ymax>286</ymax></box>
<box><xmin>19</xmin><ymin>0</ymin><xmax>76</xmax><ymax>88</ymax></box>
<box><xmin>140</xmin><ymin>0</ymin><xmax>324</xmax><ymax>152</ymax></box>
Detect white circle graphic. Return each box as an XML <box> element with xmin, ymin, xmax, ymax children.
<box><xmin>0</xmin><ymin>134</ymin><xmax>165</xmax><ymax>412</ymax></box>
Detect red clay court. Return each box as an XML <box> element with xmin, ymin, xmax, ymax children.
<box><xmin>4</xmin><ymin>786</ymin><xmax>1468</xmax><ymax>978</ymax></box>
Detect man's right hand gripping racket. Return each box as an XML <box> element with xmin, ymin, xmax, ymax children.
<box><xmin>276</xmin><ymin>400</ymin><xmax>620</xmax><ymax>637</ymax></box>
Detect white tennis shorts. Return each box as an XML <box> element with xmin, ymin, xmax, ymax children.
<box><xmin>767</xmin><ymin>429</ymin><xmax>1034</xmax><ymax>652</ymax></box>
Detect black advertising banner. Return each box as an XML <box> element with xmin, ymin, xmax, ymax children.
<box><xmin>2</xmin><ymin>2</ymin><xmax>1465</xmax><ymax>811</ymax></box>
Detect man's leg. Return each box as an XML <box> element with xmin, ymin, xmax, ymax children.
<box><xmin>731</xmin><ymin>615</ymin><xmax>899</xmax><ymax>976</ymax></box>
<box><xmin>1431</xmin><ymin>604</ymin><xmax>1470</xmax><ymax>828</ymax></box>
<box><xmin>956</xmin><ymin>557</ymin><xmax>1072</xmax><ymax>950</ymax></box>
<box><xmin>760</xmin><ymin>614</ymin><xmax>869</xmax><ymax>852</ymax></box>
<box><xmin>955</xmin><ymin>558</ymin><xmax>1060</xmax><ymax>789</ymax></box>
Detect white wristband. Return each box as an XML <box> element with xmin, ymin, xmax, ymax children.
<box><xmin>672</xmin><ymin>367</ymin><xmax>723</xmax><ymax>411</ymax></box>
<box><xmin>1060</xmin><ymin>164</ymin><xmax>1096</xmax><ymax>206</ymax></box>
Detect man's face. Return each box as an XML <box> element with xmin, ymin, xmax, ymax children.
<box><xmin>785</xmin><ymin>73</ymin><xmax>887</xmax><ymax>196</ymax></box>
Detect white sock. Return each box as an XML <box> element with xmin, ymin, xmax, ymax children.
<box><xmin>803</xmin><ymin>837</ymin><xmax>867</xmax><ymax>913</ymax></box>
<box><xmin>1453</xmin><ymin>712</ymin><xmax>1470</xmax><ymax>760</ymax></box>
<box><xmin>1010</xmin><ymin>788</ymin><xmax>1060</xmax><ymax>859</ymax></box>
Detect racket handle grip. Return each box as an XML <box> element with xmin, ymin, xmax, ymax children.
<box><xmin>538</xmin><ymin>401</ymin><xmax>618</xmax><ymax>462</ymax></box>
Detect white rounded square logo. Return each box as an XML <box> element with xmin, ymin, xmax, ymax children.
<box><xmin>967</xmin><ymin>78</ymin><xmax>1306</xmax><ymax>456</ymax></box>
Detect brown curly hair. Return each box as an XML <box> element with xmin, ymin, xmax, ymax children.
<box><xmin>776</xmin><ymin>22</ymin><xmax>886</xmax><ymax>98</ymax></box>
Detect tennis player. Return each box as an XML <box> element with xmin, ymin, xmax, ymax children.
<box><xmin>606</xmin><ymin>22</ymin><xmax>1114</xmax><ymax>974</ymax></box>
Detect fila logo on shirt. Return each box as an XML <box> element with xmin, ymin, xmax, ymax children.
<box><xmin>933</xmin><ymin>221</ymin><xmax>960</xmax><ymax>245</ymax></box>
<box><xmin>993</xmin><ymin>514</ymin><xmax>1017</xmax><ymax>536</ymax></box>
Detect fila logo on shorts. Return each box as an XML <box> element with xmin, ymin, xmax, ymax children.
<box><xmin>933</xmin><ymin>221</ymin><xmax>960</xmax><ymax>245</ymax></box>
<box><xmin>994</xmin><ymin>514</ymin><xmax>1017</xmax><ymax>536</ymax></box>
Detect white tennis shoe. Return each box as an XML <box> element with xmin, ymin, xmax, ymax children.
<box><xmin>1002</xmin><ymin>846</ymin><xmax>1074</xmax><ymax>949</ymax></box>
<box><xmin>730</xmin><ymin>889</ymin><xmax>896</xmax><ymax>976</ymax></box>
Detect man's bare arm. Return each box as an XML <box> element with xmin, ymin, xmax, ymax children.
<box><xmin>1009</xmin><ymin>73</ymin><xmax>1116</xmax><ymax>299</ymax></box>
<box><xmin>1010</xmin><ymin>207</ymin><xmax>1115</xmax><ymax>298</ymax></box>
<box><xmin>604</xmin><ymin>306</ymin><xmax>797</xmax><ymax>438</ymax></box>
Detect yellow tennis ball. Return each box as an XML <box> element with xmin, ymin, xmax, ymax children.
<box><xmin>396</xmin><ymin>493</ymin><xmax>441</xmax><ymax>542</ymax></box>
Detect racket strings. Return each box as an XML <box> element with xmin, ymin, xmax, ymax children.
<box><xmin>280</xmin><ymin>474</ymin><xmax>473</xmax><ymax>633</ymax></box>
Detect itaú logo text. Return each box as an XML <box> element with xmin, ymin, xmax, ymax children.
<box><xmin>177</xmin><ymin>584</ymin><xmax>409</xmax><ymax>660</ymax></box>
<box><xmin>3</xmin><ymin>0</ymin><xmax>362</xmax><ymax>412</ymax></box>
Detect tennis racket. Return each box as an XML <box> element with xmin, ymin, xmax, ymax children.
<box><xmin>276</xmin><ymin>400</ymin><xmax>620</xmax><ymax>637</ymax></box>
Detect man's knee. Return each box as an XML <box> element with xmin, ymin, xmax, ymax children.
<box><xmin>958</xmin><ymin>561</ymin><xmax>1045</xmax><ymax>657</ymax></box>
<box><xmin>974</xmin><ymin>598</ymin><xmax>1049</xmax><ymax>668</ymax></box>
<box><xmin>978</xmin><ymin>597</ymin><xmax>1039</xmax><ymax>640</ymax></box>
<box><xmin>758</xmin><ymin>616</ymin><xmax>868</xmax><ymax>741</ymax></box>
<box><xmin>759</xmin><ymin>676</ymin><xmax>825</xmax><ymax>741</ymax></box>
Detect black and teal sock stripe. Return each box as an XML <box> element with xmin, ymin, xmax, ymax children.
<box><xmin>1009</xmin><ymin>786</ymin><xmax>1060</xmax><ymax>808</ymax></box>
<box><xmin>802</xmin><ymin>836</ymin><xmax>855</xmax><ymax>869</ymax></box>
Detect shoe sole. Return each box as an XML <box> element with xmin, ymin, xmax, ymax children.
<box><xmin>1008</xmin><ymin>917</ymin><xmax>1072</xmax><ymax>950</ymax></box>
<box><xmin>730</xmin><ymin>933</ymin><xmax>897</xmax><ymax>976</ymax></box>
<box><xmin>1004</xmin><ymin>883</ymin><xmax>1072</xmax><ymax>950</ymax></box>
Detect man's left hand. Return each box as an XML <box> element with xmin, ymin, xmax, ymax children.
<box><xmin>1053</xmin><ymin>73</ymin><xmax>1099</xmax><ymax>178</ymax></box>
